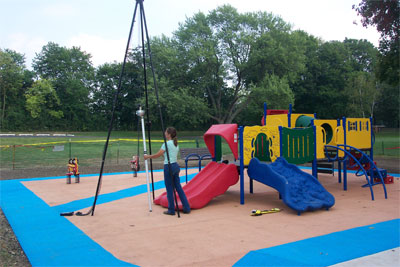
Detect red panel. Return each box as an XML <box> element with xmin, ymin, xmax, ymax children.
<box><xmin>267</xmin><ymin>109</ymin><xmax>288</xmax><ymax>115</ymax></box>
<box><xmin>261</xmin><ymin>110</ymin><xmax>289</xmax><ymax>126</ymax></box>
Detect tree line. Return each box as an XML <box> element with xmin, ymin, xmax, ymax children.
<box><xmin>1</xmin><ymin>3</ymin><xmax>398</xmax><ymax>132</ymax></box>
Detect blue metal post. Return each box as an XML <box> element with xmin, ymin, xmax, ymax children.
<box><xmin>263</xmin><ymin>102</ymin><xmax>267</xmax><ymax>126</ymax></box>
<box><xmin>239</xmin><ymin>126</ymin><xmax>245</xmax><ymax>205</ymax></box>
<box><xmin>370</xmin><ymin>117</ymin><xmax>374</xmax><ymax>161</ymax></box>
<box><xmin>337</xmin><ymin>118</ymin><xmax>342</xmax><ymax>183</ymax></box>
<box><xmin>288</xmin><ymin>104</ymin><xmax>292</xmax><ymax>128</ymax></box>
<box><xmin>279</xmin><ymin>126</ymin><xmax>283</xmax><ymax>158</ymax></box>
<box><xmin>311</xmin><ymin>119</ymin><xmax>318</xmax><ymax>179</ymax></box>
<box><xmin>342</xmin><ymin>117</ymin><xmax>347</xmax><ymax>191</ymax></box>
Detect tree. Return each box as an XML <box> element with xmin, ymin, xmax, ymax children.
<box><xmin>33</xmin><ymin>42</ymin><xmax>94</xmax><ymax>130</ymax></box>
<box><xmin>150</xmin><ymin>35</ymin><xmax>189</xmax><ymax>90</ymax></box>
<box><xmin>343</xmin><ymin>39</ymin><xmax>380</xmax><ymax>118</ymax></box>
<box><xmin>0</xmin><ymin>49</ymin><xmax>25</xmax><ymax>129</ymax></box>
<box><xmin>172</xmin><ymin>5</ymin><xmax>304</xmax><ymax>124</ymax></box>
<box><xmin>353</xmin><ymin>0</ymin><xmax>399</xmax><ymax>45</ymax></box>
<box><xmin>353</xmin><ymin>0</ymin><xmax>399</xmax><ymax>85</ymax></box>
<box><xmin>25</xmin><ymin>79</ymin><xmax>63</xmax><ymax>129</ymax></box>
<box><xmin>145</xmin><ymin>78</ymin><xmax>210</xmax><ymax>130</ymax></box>
<box><xmin>345</xmin><ymin>71</ymin><xmax>379</xmax><ymax>118</ymax></box>
<box><xmin>353</xmin><ymin>1</ymin><xmax>399</xmax><ymax>127</ymax></box>
<box><xmin>293</xmin><ymin>40</ymin><xmax>355</xmax><ymax>118</ymax></box>
<box><xmin>344</xmin><ymin>38</ymin><xmax>378</xmax><ymax>72</ymax></box>
<box><xmin>91</xmin><ymin>62</ymin><xmax>122</xmax><ymax>130</ymax></box>
<box><xmin>353</xmin><ymin>0</ymin><xmax>399</xmax><ymax>84</ymax></box>
<box><xmin>174</xmin><ymin>11</ymin><xmax>227</xmax><ymax>123</ymax></box>
<box><xmin>91</xmin><ymin>56</ymin><xmax>145</xmax><ymax>131</ymax></box>
<box><xmin>374</xmin><ymin>82</ymin><xmax>400</xmax><ymax>127</ymax></box>
<box><xmin>238</xmin><ymin>74</ymin><xmax>294</xmax><ymax>125</ymax></box>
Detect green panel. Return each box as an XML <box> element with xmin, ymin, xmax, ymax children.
<box><xmin>281</xmin><ymin>127</ymin><xmax>314</xmax><ymax>164</ymax></box>
<box><xmin>254</xmin><ymin>133</ymin><xmax>271</xmax><ymax>162</ymax></box>
<box><xmin>214</xmin><ymin>135</ymin><xmax>222</xmax><ymax>161</ymax></box>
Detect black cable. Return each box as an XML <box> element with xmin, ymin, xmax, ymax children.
<box><xmin>139</xmin><ymin>7</ymin><xmax>155</xmax><ymax>200</ymax></box>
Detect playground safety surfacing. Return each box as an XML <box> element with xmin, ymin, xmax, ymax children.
<box><xmin>1</xmin><ymin>168</ymin><xmax>399</xmax><ymax>266</ymax></box>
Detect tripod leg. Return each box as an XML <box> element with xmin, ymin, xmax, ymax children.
<box><xmin>60</xmin><ymin>1</ymin><xmax>141</xmax><ymax>217</ymax></box>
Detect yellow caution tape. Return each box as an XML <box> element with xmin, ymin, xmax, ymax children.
<box><xmin>0</xmin><ymin>138</ymin><xmax>196</xmax><ymax>148</ymax></box>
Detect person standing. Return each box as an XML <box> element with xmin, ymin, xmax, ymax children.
<box><xmin>144</xmin><ymin>127</ymin><xmax>191</xmax><ymax>215</ymax></box>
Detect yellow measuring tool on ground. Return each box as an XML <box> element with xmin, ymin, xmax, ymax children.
<box><xmin>251</xmin><ymin>208</ymin><xmax>282</xmax><ymax>216</ymax></box>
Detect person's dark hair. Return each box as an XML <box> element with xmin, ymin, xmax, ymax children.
<box><xmin>166</xmin><ymin>127</ymin><xmax>178</xmax><ymax>146</ymax></box>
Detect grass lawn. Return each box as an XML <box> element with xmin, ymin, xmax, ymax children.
<box><xmin>373</xmin><ymin>128</ymin><xmax>400</xmax><ymax>157</ymax></box>
<box><xmin>1</xmin><ymin>129</ymin><xmax>398</xmax><ymax>170</ymax></box>
<box><xmin>0</xmin><ymin>131</ymin><xmax>220</xmax><ymax>169</ymax></box>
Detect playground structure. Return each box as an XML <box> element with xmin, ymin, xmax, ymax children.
<box><xmin>155</xmin><ymin>103</ymin><xmax>390</xmax><ymax>215</ymax></box>
<box><xmin>66</xmin><ymin>158</ymin><xmax>80</xmax><ymax>184</ymax></box>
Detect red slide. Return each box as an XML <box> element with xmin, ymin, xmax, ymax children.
<box><xmin>154</xmin><ymin>162</ymin><xmax>239</xmax><ymax>210</ymax></box>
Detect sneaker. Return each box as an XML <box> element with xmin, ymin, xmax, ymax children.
<box><xmin>163</xmin><ymin>211</ymin><xmax>175</xmax><ymax>216</ymax></box>
<box><xmin>183</xmin><ymin>210</ymin><xmax>191</xmax><ymax>214</ymax></box>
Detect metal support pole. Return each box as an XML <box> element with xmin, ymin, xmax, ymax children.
<box><xmin>239</xmin><ymin>126</ymin><xmax>245</xmax><ymax>204</ymax></box>
<box><xmin>137</xmin><ymin>106</ymin><xmax>152</xmax><ymax>212</ymax></box>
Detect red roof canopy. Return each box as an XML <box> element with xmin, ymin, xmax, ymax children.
<box><xmin>203</xmin><ymin>124</ymin><xmax>238</xmax><ymax>160</ymax></box>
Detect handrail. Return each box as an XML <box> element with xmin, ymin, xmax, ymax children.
<box><xmin>185</xmin><ymin>153</ymin><xmax>200</xmax><ymax>184</ymax></box>
<box><xmin>324</xmin><ymin>145</ymin><xmax>347</xmax><ymax>162</ymax></box>
<box><xmin>199</xmin><ymin>154</ymin><xmax>212</xmax><ymax>171</ymax></box>
<box><xmin>184</xmin><ymin>153</ymin><xmax>212</xmax><ymax>184</ymax></box>
<box><xmin>325</xmin><ymin>145</ymin><xmax>375</xmax><ymax>200</ymax></box>
<box><xmin>337</xmin><ymin>144</ymin><xmax>387</xmax><ymax>199</ymax></box>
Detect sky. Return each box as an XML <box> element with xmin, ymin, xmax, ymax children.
<box><xmin>1</xmin><ymin>0</ymin><xmax>380</xmax><ymax>69</ymax></box>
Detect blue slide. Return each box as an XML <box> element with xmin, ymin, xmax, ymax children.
<box><xmin>247</xmin><ymin>157</ymin><xmax>335</xmax><ymax>215</ymax></box>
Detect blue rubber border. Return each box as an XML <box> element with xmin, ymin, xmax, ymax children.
<box><xmin>1</xmin><ymin>168</ymin><xmax>398</xmax><ymax>266</ymax></box>
<box><xmin>54</xmin><ymin>172</ymin><xmax>196</xmax><ymax>213</ymax></box>
<box><xmin>234</xmin><ymin>219</ymin><xmax>400</xmax><ymax>266</ymax></box>
<box><xmin>0</xmin><ymin>171</ymin><xmax>197</xmax><ymax>266</ymax></box>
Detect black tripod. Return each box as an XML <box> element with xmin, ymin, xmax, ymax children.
<box><xmin>60</xmin><ymin>0</ymin><xmax>181</xmax><ymax>218</ymax></box>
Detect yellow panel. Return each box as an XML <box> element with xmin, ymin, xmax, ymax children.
<box><xmin>345</xmin><ymin>118</ymin><xmax>372</xmax><ymax>149</ymax></box>
<box><xmin>242</xmin><ymin>125</ymin><xmax>281</xmax><ymax>165</ymax></box>
<box><xmin>266</xmin><ymin>114</ymin><xmax>288</xmax><ymax>127</ymax></box>
<box><xmin>243</xmin><ymin>126</ymin><xmax>261</xmax><ymax>166</ymax></box>
<box><xmin>334</xmin><ymin>125</ymin><xmax>345</xmax><ymax>157</ymax></box>
<box><xmin>315</xmin><ymin>126</ymin><xmax>326</xmax><ymax>159</ymax></box>
<box><xmin>313</xmin><ymin>119</ymin><xmax>339</xmax><ymax>146</ymax></box>
<box><xmin>266</xmin><ymin>126</ymin><xmax>280</xmax><ymax>162</ymax></box>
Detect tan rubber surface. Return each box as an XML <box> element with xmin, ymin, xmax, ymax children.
<box><xmin>23</xmin><ymin>169</ymin><xmax>399</xmax><ymax>266</ymax></box>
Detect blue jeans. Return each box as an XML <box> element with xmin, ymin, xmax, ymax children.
<box><xmin>164</xmin><ymin>163</ymin><xmax>191</xmax><ymax>214</ymax></box>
